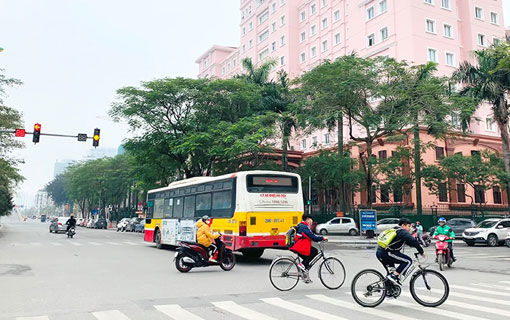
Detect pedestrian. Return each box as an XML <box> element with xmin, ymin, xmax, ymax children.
<box><xmin>415</xmin><ymin>221</ymin><xmax>425</xmax><ymax>246</ymax></box>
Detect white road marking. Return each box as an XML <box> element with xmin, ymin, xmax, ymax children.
<box><xmin>50</xmin><ymin>242</ymin><xmax>63</xmax><ymax>246</ymax></box>
<box><xmin>92</xmin><ymin>310</ymin><xmax>131</xmax><ymax>320</ymax></box>
<box><xmin>16</xmin><ymin>317</ymin><xmax>49</xmax><ymax>320</ymax></box>
<box><xmin>450</xmin><ymin>284</ymin><xmax>510</xmax><ymax>297</ymax></box>
<box><xmin>154</xmin><ymin>304</ymin><xmax>204</xmax><ymax>320</ymax></box>
<box><xmin>89</xmin><ymin>242</ymin><xmax>102</xmax><ymax>246</ymax></box>
<box><xmin>261</xmin><ymin>297</ymin><xmax>347</xmax><ymax>320</ymax></box>
<box><xmin>106</xmin><ymin>242</ymin><xmax>121</xmax><ymax>246</ymax></box>
<box><xmin>418</xmin><ymin>288</ymin><xmax>510</xmax><ymax>306</ymax></box>
<box><xmin>30</xmin><ymin>242</ymin><xmax>41</xmax><ymax>246</ymax></box>
<box><xmin>385</xmin><ymin>299</ymin><xmax>489</xmax><ymax>320</ymax></box>
<box><xmin>69</xmin><ymin>241</ymin><xmax>83</xmax><ymax>246</ymax></box>
<box><xmin>212</xmin><ymin>301</ymin><xmax>277</xmax><ymax>320</ymax></box>
<box><xmin>471</xmin><ymin>283</ymin><xmax>510</xmax><ymax>291</ymax></box>
<box><xmin>308</xmin><ymin>294</ymin><xmax>415</xmax><ymax>320</ymax></box>
<box><xmin>499</xmin><ymin>280</ymin><xmax>510</xmax><ymax>284</ymax></box>
<box><xmin>123</xmin><ymin>241</ymin><xmax>139</xmax><ymax>245</ymax></box>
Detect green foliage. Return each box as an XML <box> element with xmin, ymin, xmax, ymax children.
<box><xmin>44</xmin><ymin>174</ymin><xmax>69</xmax><ymax>206</ymax></box>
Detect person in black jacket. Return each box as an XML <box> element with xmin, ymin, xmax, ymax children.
<box><xmin>66</xmin><ymin>215</ymin><xmax>77</xmax><ymax>232</ymax></box>
<box><xmin>376</xmin><ymin>218</ymin><xmax>425</xmax><ymax>286</ymax></box>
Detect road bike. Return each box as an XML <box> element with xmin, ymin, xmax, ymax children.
<box><xmin>351</xmin><ymin>253</ymin><xmax>449</xmax><ymax>307</ymax></box>
<box><xmin>269</xmin><ymin>242</ymin><xmax>345</xmax><ymax>291</ymax></box>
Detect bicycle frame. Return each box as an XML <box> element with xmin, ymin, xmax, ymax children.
<box><xmin>382</xmin><ymin>253</ymin><xmax>431</xmax><ymax>287</ymax></box>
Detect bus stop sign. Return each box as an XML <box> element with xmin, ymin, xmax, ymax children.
<box><xmin>360</xmin><ymin>209</ymin><xmax>377</xmax><ymax>231</ymax></box>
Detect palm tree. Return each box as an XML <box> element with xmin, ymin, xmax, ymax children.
<box><xmin>455</xmin><ymin>46</ymin><xmax>510</xmax><ymax>211</ymax></box>
<box><xmin>239</xmin><ymin>57</ymin><xmax>277</xmax><ymax>86</ymax></box>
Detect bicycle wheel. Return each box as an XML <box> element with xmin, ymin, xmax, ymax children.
<box><xmin>410</xmin><ymin>269</ymin><xmax>449</xmax><ymax>307</ymax></box>
<box><xmin>269</xmin><ymin>257</ymin><xmax>300</xmax><ymax>291</ymax></box>
<box><xmin>318</xmin><ymin>257</ymin><xmax>346</xmax><ymax>289</ymax></box>
<box><xmin>351</xmin><ymin>269</ymin><xmax>386</xmax><ymax>307</ymax></box>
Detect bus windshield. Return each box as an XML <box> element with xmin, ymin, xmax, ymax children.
<box><xmin>246</xmin><ymin>174</ymin><xmax>298</xmax><ymax>193</ymax></box>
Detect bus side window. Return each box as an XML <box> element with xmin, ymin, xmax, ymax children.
<box><xmin>196</xmin><ymin>193</ymin><xmax>212</xmax><ymax>211</ymax></box>
<box><xmin>212</xmin><ymin>191</ymin><xmax>232</xmax><ymax>210</ymax></box>
<box><xmin>173</xmin><ymin>197</ymin><xmax>184</xmax><ymax>218</ymax></box>
<box><xmin>153</xmin><ymin>199</ymin><xmax>164</xmax><ymax>219</ymax></box>
<box><xmin>184</xmin><ymin>196</ymin><xmax>195</xmax><ymax>218</ymax></box>
<box><xmin>163</xmin><ymin>198</ymin><xmax>173</xmax><ymax>219</ymax></box>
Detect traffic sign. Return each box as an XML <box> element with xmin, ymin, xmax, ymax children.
<box><xmin>359</xmin><ymin>209</ymin><xmax>377</xmax><ymax>231</ymax></box>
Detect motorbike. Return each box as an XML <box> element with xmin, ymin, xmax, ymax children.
<box><xmin>435</xmin><ymin>234</ymin><xmax>452</xmax><ymax>271</ymax></box>
<box><xmin>174</xmin><ymin>238</ymin><xmax>235</xmax><ymax>272</ymax></box>
<box><xmin>412</xmin><ymin>228</ymin><xmax>431</xmax><ymax>247</ymax></box>
<box><xmin>67</xmin><ymin>226</ymin><xmax>76</xmax><ymax>238</ymax></box>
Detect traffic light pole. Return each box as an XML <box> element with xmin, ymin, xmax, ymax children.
<box><xmin>0</xmin><ymin>129</ymin><xmax>95</xmax><ymax>140</ymax></box>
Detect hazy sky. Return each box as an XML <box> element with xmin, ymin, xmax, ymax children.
<box><xmin>1</xmin><ymin>1</ymin><xmax>509</xmax><ymax>204</ymax></box>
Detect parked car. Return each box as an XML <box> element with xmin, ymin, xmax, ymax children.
<box><xmin>462</xmin><ymin>218</ymin><xmax>510</xmax><ymax>247</ymax></box>
<box><xmin>125</xmin><ymin>217</ymin><xmax>142</xmax><ymax>232</ymax></box>
<box><xmin>135</xmin><ymin>219</ymin><xmax>145</xmax><ymax>233</ymax></box>
<box><xmin>116</xmin><ymin>218</ymin><xmax>130</xmax><ymax>232</ymax></box>
<box><xmin>94</xmin><ymin>218</ymin><xmax>107</xmax><ymax>229</ymax></box>
<box><xmin>505</xmin><ymin>231</ymin><xmax>510</xmax><ymax>248</ymax></box>
<box><xmin>76</xmin><ymin>218</ymin><xmax>83</xmax><ymax>226</ymax></box>
<box><xmin>429</xmin><ymin>218</ymin><xmax>476</xmax><ymax>238</ymax></box>
<box><xmin>86</xmin><ymin>219</ymin><xmax>95</xmax><ymax>228</ymax></box>
<box><xmin>49</xmin><ymin>217</ymin><xmax>69</xmax><ymax>233</ymax></box>
<box><xmin>315</xmin><ymin>217</ymin><xmax>359</xmax><ymax>236</ymax></box>
<box><xmin>80</xmin><ymin>219</ymin><xmax>87</xmax><ymax>227</ymax></box>
<box><xmin>375</xmin><ymin>218</ymin><xmax>400</xmax><ymax>235</ymax></box>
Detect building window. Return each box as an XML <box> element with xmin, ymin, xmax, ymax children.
<box><xmin>493</xmin><ymin>37</ymin><xmax>501</xmax><ymax>45</ymax></box>
<box><xmin>312</xmin><ymin>136</ymin><xmax>318</xmax><ymax>146</ymax></box>
<box><xmin>259</xmin><ymin>10</ymin><xmax>269</xmax><ymax>24</ymax></box>
<box><xmin>334</xmin><ymin>32</ymin><xmax>341</xmax><ymax>45</ymax></box>
<box><xmin>301</xmin><ymin>139</ymin><xmax>307</xmax><ymax>149</ymax></box>
<box><xmin>475</xmin><ymin>7</ymin><xmax>483</xmax><ymax>20</ymax></box>
<box><xmin>478</xmin><ymin>33</ymin><xmax>486</xmax><ymax>47</ymax></box>
<box><xmin>445</xmin><ymin>52</ymin><xmax>455</xmax><ymax>67</ymax></box>
<box><xmin>242</xmin><ymin>45</ymin><xmax>246</xmax><ymax>53</ymax></box>
<box><xmin>379</xmin><ymin>0</ymin><xmax>387</xmax><ymax>13</ymax></box>
<box><xmin>441</xmin><ymin>0</ymin><xmax>450</xmax><ymax>9</ymax></box>
<box><xmin>280</xmin><ymin>56</ymin><xmax>285</xmax><ymax>66</ymax></box>
<box><xmin>310</xmin><ymin>3</ymin><xmax>316</xmax><ymax>15</ymax></box>
<box><xmin>486</xmin><ymin>117</ymin><xmax>495</xmax><ymax>131</ymax></box>
<box><xmin>221</xmin><ymin>67</ymin><xmax>225</xmax><ymax>75</ymax></box>
<box><xmin>300</xmin><ymin>31</ymin><xmax>306</xmax><ymax>42</ymax></box>
<box><xmin>393</xmin><ymin>186</ymin><xmax>403</xmax><ymax>202</ymax></box>
<box><xmin>300</xmin><ymin>11</ymin><xmax>306</xmax><ymax>22</ymax></box>
<box><xmin>443</xmin><ymin>24</ymin><xmax>453</xmax><ymax>38</ymax></box>
<box><xmin>280</xmin><ymin>0</ymin><xmax>286</xmax><ymax>6</ymax></box>
<box><xmin>457</xmin><ymin>184</ymin><xmax>466</xmax><ymax>203</ymax></box>
<box><xmin>378</xmin><ymin>150</ymin><xmax>387</xmax><ymax>160</ymax></box>
<box><xmin>271</xmin><ymin>22</ymin><xmax>277</xmax><ymax>32</ymax></box>
<box><xmin>367</xmin><ymin>34</ymin><xmax>375</xmax><ymax>47</ymax></box>
<box><xmin>322</xmin><ymin>40</ymin><xmax>328</xmax><ymax>52</ymax></box>
<box><xmin>381</xmin><ymin>185</ymin><xmax>389</xmax><ymax>202</ymax></box>
<box><xmin>271</xmin><ymin>41</ymin><xmax>276</xmax><ymax>51</ymax></box>
<box><xmin>310</xmin><ymin>25</ymin><xmax>317</xmax><ymax>36</ymax></box>
<box><xmin>321</xmin><ymin>0</ymin><xmax>328</xmax><ymax>8</ymax></box>
<box><xmin>310</xmin><ymin>46</ymin><xmax>317</xmax><ymax>58</ymax></box>
<box><xmin>475</xmin><ymin>186</ymin><xmax>485</xmax><ymax>203</ymax></box>
<box><xmin>280</xmin><ymin>15</ymin><xmax>286</xmax><ymax>26</ymax></box>
<box><xmin>428</xmin><ymin>48</ymin><xmax>437</xmax><ymax>62</ymax></box>
<box><xmin>280</xmin><ymin>35</ymin><xmax>286</xmax><ymax>46</ymax></box>
<box><xmin>424</xmin><ymin>0</ymin><xmax>433</xmax><ymax>4</ymax></box>
<box><xmin>380</xmin><ymin>27</ymin><xmax>388</xmax><ymax>41</ymax></box>
<box><xmin>435</xmin><ymin>146</ymin><xmax>445</xmax><ymax>160</ymax></box>
<box><xmin>271</xmin><ymin>3</ymin><xmax>276</xmax><ymax>13</ymax></box>
<box><xmin>242</xmin><ymin>27</ymin><xmax>246</xmax><ymax>36</ymax></box>
<box><xmin>334</xmin><ymin>9</ymin><xmax>340</xmax><ymax>21</ymax></box>
<box><xmin>471</xmin><ymin>150</ymin><xmax>481</xmax><ymax>157</ymax></box>
<box><xmin>300</xmin><ymin>52</ymin><xmax>306</xmax><ymax>63</ymax></box>
<box><xmin>324</xmin><ymin>133</ymin><xmax>330</xmax><ymax>144</ymax></box>
<box><xmin>426</xmin><ymin>19</ymin><xmax>436</xmax><ymax>33</ymax></box>
<box><xmin>258</xmin><ymin>49</ymin><xmax>269</xmax><ymax>61</ymax></box>
<box><xmin>321</xmin><ymin>17</ymin><xmax>328</xmax><ymax>29</ymax></box>
<box><xmin>249</xmin><ymin>21</ymin><xmax>253</xmax><ymax>31</ymax></box>
<box><xmin>493</xmin><ymin>186</ymin><xmax>502</xmax><ymax>204</ymax></box>
<box><xmin>367</xmin><ymin>7</ymin><xmax>375</xmax><ymax>20</ymax></box>
<box><xmin>438</xmin><ymin>183</ymin><xmax>448</xmax><ymax>202</ymax></box>
<box><xmin>233</xmin><ymin>59</ymin><xmax>236</xmax><ymax>67</ymax></box>
<box><xmin>490</xmin><ymin>12</ymin><xmax>499</xmax><ymax>25</ymax></box>
<box><xmin>258</xmin><ymin>30</ymin><xmax>269</xmax><ymax>42</ymax></box>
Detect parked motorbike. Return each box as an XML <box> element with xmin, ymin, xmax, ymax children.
<box><xmin>67</xmin><ymin>227</ymin><xmax>76</xmax><ymax>239</ymax></box>
<box><xmin>435</xmin><ymin>234</ymin><xmax>452</xmax><ymax>271</ymax></box>
<box><xmin>174</xmin><ymin>238</ymin><xmax>235</xmax><ymax>272</ymax></box>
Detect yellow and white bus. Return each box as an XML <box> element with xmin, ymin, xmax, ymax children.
<box><xmin>144</xmin><ymin>170</ymin><xmax>303</xmax><ymax>258</ymax></box>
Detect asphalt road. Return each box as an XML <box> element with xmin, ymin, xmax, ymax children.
<box><xmin>1</xmin><ymin>215</ymin><xmax>510</xmax><ymax>320</ymax></box>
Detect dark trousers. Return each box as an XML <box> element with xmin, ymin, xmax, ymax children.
<box><xmin>298</xmin><ymin>246</ymin><xmax>318</xmax><ymax>270</ymax></box>
<box><xmin>448</xmin><ymin>242</ymin><xmax>455</xmax><ymax>260</ymax></box>
<box><xmin>376</xmin><ymin>249</ymin><xmax>412</xmax><ymax>275</ymax></box>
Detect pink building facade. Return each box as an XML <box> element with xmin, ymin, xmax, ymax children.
<box><xmin>196</xmin><ymin>0</ymin><xmax>507</xmax><ymax>211</ymax></box>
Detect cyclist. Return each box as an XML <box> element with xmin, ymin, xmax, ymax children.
<box><xmin>433</xmin><ymin>217</ymin><xmax>456</xmax><ymax>262</ymax></box>
<box><xmin>376</xmin><ymin>217</ymin><xmax>424</xmax><ymax>286</ymax></box>
<box><xmin>290</xmin><ymin>213</ymin><xmax>328</xmax><ymax>283</ymax></box>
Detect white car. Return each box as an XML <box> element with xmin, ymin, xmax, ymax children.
<box><xmin>116</xmin><ymin>218</ymin><xmax>130</xmax><ymax>232</ymax></box>
<box><xmin>375</xmin><ymin>218</ymin><xmax>400</xmax><ymax>235</ymax></box>
<box><xmin>315</xmin><ymin>217</ymin><xmax>359</xmax><ymax>236</ymax></box>
<box><xmin>506</xmin><ymin>231</ymin><xmax>510</xmax><ymax>248</ymax></box>
<box><xmin>86</xmin><ymin>219</ymin><xmax>95</xmax><ymax>228</ymax></box>
<box><xmin>462</xmin><ymin>218</ymin><xmax>510</xmax><ymax>247</ymax></box>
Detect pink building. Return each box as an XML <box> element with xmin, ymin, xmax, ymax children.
<box><xmin>196</xmin><ymin>0</ymin><xmax>507</xmax><ymax>211</ymax></box>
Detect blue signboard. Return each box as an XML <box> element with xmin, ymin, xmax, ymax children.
<box><xmin>360</xmin><ymin>209</ymin><xmax>377</xmax><ymax>231</ymax></box>
<box><xmin>91</xmin><ymin>209</ymin><xmax>98</xmax><ymax>215</ymax></box>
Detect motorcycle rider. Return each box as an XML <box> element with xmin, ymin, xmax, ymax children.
<box><xmin>66</xmin><ymin>215</ymin><xmax>77</xmax><ymax>234</ymax></box>
<box><xmin>433</xmin><ymin>217</ymin><xmax>456</xmax><ymax>262</ymax></box>
<box><xmin>415</xmin><ymin>221</ymin><xmax>425</xmax><ymax>246</ymax></box>
<box><xmin>196</xmin><ymin>215</ymin><xmax>221</xmax><ymax>262</ymax></box>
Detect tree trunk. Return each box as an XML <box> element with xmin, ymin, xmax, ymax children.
<box><xmin>413</xmin><ymin>124</ymin><xmax>423</xmax><ymax>215</ymax></box>
<box><xmin>337</xmin><ymin>113</ymin><xmax>346</xmax><ymax>212</ymax></box>
<box><xmin>282</xmin><ymin>132</ymin><xmax>288</xmax><ymax>171</ymax></box>
<box><xmin>494</xmin><ymin>99</ymin><xmax>510</xmax><ymax>213</ymax></box>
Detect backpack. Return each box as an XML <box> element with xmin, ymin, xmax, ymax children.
<box><xmin>377</xmin><ymin>228</ymin><xmax>397</xmax><ymax>249</ymax></box>
<box><xmin>285</xmin><ymin>224</ymin><xmax>302</xmax><ymax>248</ymax></box>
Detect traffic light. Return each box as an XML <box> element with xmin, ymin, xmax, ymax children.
<box><xmin>92</xmin><ymin>128</ymin><xmax>100</xmax><ymax>147</ymax></box>
<box><xmin>33</xmin><ymin>123</ymin><xmax>41</xmax><ymax>143</ymax></box>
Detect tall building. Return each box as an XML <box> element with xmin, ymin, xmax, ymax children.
<box><xmin>53</xmin><ymin>159</ymin><xmax>75</xmax><ymax>177</ymax></box>
<box><xmin>84</xmin><ymin>147</ymin><xmax>118</xmax><ymax>161</ymax></box>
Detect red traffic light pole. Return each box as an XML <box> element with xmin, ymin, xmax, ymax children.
<box><xmin>0</xmin><ymin>126</ymin><xmax>101</xmax><ymax>146</ymax></box>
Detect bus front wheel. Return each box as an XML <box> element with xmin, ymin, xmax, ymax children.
<box><xmin>241</xmin><ymin>248</ymin><xmax>264</xmax><ymax>259</ymax></box>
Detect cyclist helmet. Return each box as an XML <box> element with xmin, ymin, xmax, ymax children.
<box><xmin>438</xmin><ymin>217</ymin><xmax>446</xmax><ymax>224</ymax></box>
<box><xmin>416</xmin><ymin>221</ymin><xmax>421</xmax><ymax>225</ymax></box>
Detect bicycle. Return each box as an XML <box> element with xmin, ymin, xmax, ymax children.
<box><xmin>351</xmin><ymin>252</ymin><xmax>449</xmax><ymax>308</ymax></box>
<box><xmin>269</xmin><ymin>242</ymin><xmax>346</xmax><ymax>291</ymax></box>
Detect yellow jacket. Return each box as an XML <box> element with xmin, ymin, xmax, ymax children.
<box><xmin>196</xmin><ymin>220</ymin><xmax>219</xmax><ymax>247</ymax></box>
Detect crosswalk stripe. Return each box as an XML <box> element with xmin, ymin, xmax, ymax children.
<box><xmin>154</xmin><ymin>304</ymin><xmax>204</xmax><ymax>320</ymax></box>
<box><xmin>385</xmin><ymin>299</ymin><xmax>490</xmax><ymax>320</ymax></box>
<box><xmin>69</xmin><ymin>241</ymin><xmax>83</xmax><ymax>246</ymax></box>
<box><xmin>471</xmin><ymin>283</ymin><xmax>510</xmax><ymax>291</ymax></box>
<box><xmin>308</xmin><ymin>294</ymin><xmax>415</xmax><ymax>320</ymax></box>
<box><xmin>92</xmin><ymin>310</ymin><xmax>130</xmax><ymax>320</ymax></box>
<box><xmin>450</xmin><ymin>284</ymin><xmax>509</xmax><ymax>297</ymax></box>
<box><xmin>107</xmin><ymin>242</ymin><xmax>121</xmax><ymax>246</ymax></box>
<box><xmin>425</xmin><ymin>288</ymin><xmax>510</xmax><ymax>306</ymax></box>
<box><xmin>499</xmin><ymin>280</ymin><xmax>510</xmax><ymax>284</ymax></box>
<box><xmin>123</xmin><ymin>241</ymin><xmax>139</xmax><ymax>245</ymax></box>
<box><xmin>502</xmin><ymin>258</ymin><xmax>510</xmax><ymax>261</ymax></box>
<box><xmin>50</xmin><ymin>242</ymin><xmax>63</xmax><ymax>246</ymax></box>
<box><xmin>30</xmin><ymin>242</ymin><xmax>41</xmax><ymax>246</ymax></box>
<box><xmin>89</xmin><ymin>242</ymin><xmax>102</xmax><ymax>246</ymax></box>
<box><xmin>261</xmin><ymin>297</ymin><xmax>347</xmax><ymax>320</ymax></box>
<box><xmin>400</xmin><ymin>292</ymin><xmax>508</xmax><ymax>317</ymax></box>
<box><xmin>212</xmin><ymin>301</ymin><xmax>277</xmax><ymax>320</ymax></box>
<box><xmin>16</xmin><ymin>317</ymin><xmax>49</xmax><ymax>320</ymax></box>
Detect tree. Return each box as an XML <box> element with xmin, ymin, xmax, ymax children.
<box><xmin>239</xmin><ymin>57</ymin><xmax>277</xmax><ymax>86</ymax></box>
<box><xmin>455</xmin><ymin>45</ymin><xmax>510</xmax><ymax>211</ymax></box>
<box><xmin>45</xmin><ymin>174</ymin><xmax>69</xmax><ymax>207</ymax></box>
